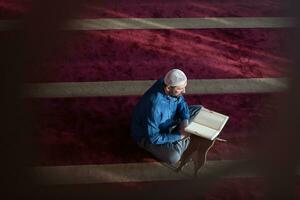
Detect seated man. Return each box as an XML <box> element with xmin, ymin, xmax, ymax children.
<box><xmin>131</xmin><ymin>68</ymin><xmax>201</xmax><ymax>166</ymax></box>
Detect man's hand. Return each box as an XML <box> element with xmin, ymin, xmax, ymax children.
<box><xmin>179</xmin><ymin>119</ymin><xmax>190</xmax><ymax>139</ymax></box>
<box><xmin>180</xmin><ymin>119</ymin><xmax>189</xmax><ymax>129</ymax></box>
<box><xmin>180</xmin><ymin>129</ymin><xmax>190</xmax><ymax>139</ymax></box>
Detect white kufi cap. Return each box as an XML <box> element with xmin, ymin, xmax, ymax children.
<box><xmin>164</xmin><ymin>69</ymin><xmax>187</xmax><ymax>87</ymax></box>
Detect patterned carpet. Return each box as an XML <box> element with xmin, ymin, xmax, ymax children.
<box><xmin>1</xmin><ymin>0</ymin><xmax>298</xmax><ymax>199</ymax></box>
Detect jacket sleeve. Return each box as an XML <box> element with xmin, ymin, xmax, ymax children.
<box><xmin>177</xmin><ymin>96</ymin><xmax>190</xmax><ymax>121</ymax></box>
<box><xmin>145</xmin><ymin>104</ymin><xmax>181</xmax><ymax>145</ymax></box>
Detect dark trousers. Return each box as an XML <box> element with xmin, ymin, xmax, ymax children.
<box><xmin>138</xmin><ymin>105</ymin><xmax>202</xmax><ymax>164</ymax></box>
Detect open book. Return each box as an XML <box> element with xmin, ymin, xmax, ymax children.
<box><xmin>184</xmin><ymin>107</ymin><xmax>229</xmax><ymax>140</ymax></box>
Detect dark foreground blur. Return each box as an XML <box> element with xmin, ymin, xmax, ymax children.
<box><xmin>0</xmin><ymin>0</ymin><xmax>299</xmax><ymax>199</ymax></box>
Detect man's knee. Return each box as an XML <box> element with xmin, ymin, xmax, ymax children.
<box><xmin>165</xmin><ymin>151</ymin><xmax>181</xmax><ymax>164</ymax></box>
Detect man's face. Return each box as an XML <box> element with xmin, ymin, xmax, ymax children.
<box><xmin>169</xmin><ymin>82</ymin><xmax>187</xmax><ymax>97</ymax></box>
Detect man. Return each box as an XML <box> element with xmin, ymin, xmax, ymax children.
<box><xmin>131</xmin><ymin>69</ymin><xmax>201</xmax><ymax>166</ymax></box>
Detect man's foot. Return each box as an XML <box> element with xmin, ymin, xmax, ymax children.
<box><xmin>175</xmin><ymin>157</ymin><xmax>193</xmax><ymax>172</ymax></box>
<box><xmin>161</xmin><ymin>161</ymin><xmax>180</xmax><ymax>171</ymax></box>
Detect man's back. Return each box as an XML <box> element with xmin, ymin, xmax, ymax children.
<box><xmin>131</xmin><ymin>78</ymin><xmax>189</xmax><ymax>145</ymax></box>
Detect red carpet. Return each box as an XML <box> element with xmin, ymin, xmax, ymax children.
<box><xmin>2</xmin><ymin>1</ymin><xmax>297</xmax><ymax>199</ymax></box>
<box><xmin>37</xmin><ymin>177</ymin><xmax>300</xmax><ymax>200</ymax></box>
<box><xmin>78</xmin><ymin>0</ymin><xmax>289</xmax><ymax>18</ymax></box>
<box><xmin>0</xmin><ymin>0</ymin><xmax>289</xmax><ymax>20</ymax></box>
<box><xmin>27</xmin><ymin>93</ymin><xmax>283</xmax><ymax>166</ymax></box>
<box><xmin>18</xmin><ymin>28</ymin><xmax>290</xmax><ymax>83</ymax></box>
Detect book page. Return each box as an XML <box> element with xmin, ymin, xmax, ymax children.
<box><xmin>193</xmin><ymin>108</ymin><xmax>228</xmax><ymax>130</ymax></box>
<box><xmin>184</xmin><ymin>122</ymin><xmax>219</xmax><ymax>140</ymax></box>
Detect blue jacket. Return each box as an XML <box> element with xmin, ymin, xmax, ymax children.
<box><xmin>131</xmin><ymin>78</ymin><xmax>190</xmax><ymax>145</ymax></box>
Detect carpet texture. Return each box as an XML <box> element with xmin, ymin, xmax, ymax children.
<box><xmin>27</xmin><ymin>93</ymin><xmax>284</xmax><ymax>165</ymax></box>
<box><xmin>19</xmin><ymin>29</ymin><xmax>290</xmax><ymax>83</ymax></box>
<box><xmin>2</xmin><ymin>1</ymin><xmax>296</xmax><ymax>199</ymax></box>
<box><xmin>0</xmin><ymin>0</ymin><xmax>289</xmax><ymax>19</ymax></box>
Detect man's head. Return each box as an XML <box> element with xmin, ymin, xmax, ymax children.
<box><xmin>163</xmin><ymin>69</ymin><xmax>187</xmax><ymax>97</ymax></box>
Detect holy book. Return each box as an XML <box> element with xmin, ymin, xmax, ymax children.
<box><xmin>184</xmin><ymin>107</ymin><xmax>229</xmax><ymax>140</ymax></box>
